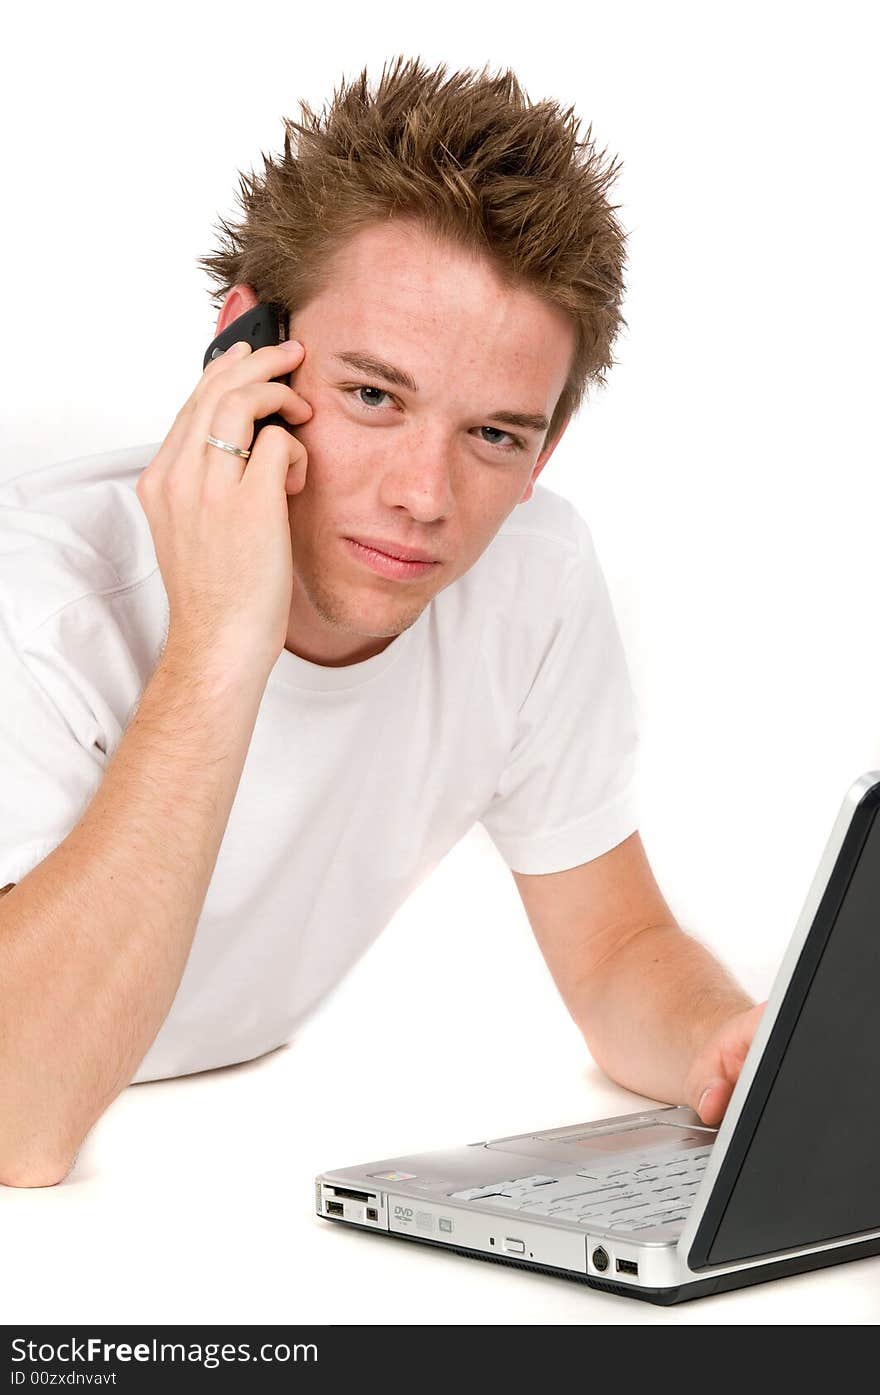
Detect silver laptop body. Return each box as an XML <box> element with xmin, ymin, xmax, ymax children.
<box><xmin>316</xmin><ymin>771</ymin><xmax>880</xmax><ymax>1304</ymax></box>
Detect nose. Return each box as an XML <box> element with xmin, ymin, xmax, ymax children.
<box><xmin>377</xmin><ymin>429</ymin><xmax>456</xmax><ymax>522</ymax></box>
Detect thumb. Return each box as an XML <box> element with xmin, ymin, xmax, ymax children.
<box><xmin>695</xmin><ymin>1078</ymin><xmax>732</xmax><ymax>1127</ymax></box>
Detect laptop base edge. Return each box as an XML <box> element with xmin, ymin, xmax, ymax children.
<box><xmin>317</xmin><ymin>1215</ymin><xmax>880</xmax><ymax>1307</ymax></box>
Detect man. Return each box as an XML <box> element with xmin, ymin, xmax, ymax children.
<box><xmin>0</xmin><ymin>58</ymin><xmax>762</xmax><ymax>1188</ymax></box>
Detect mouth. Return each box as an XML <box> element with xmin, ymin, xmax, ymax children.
<box><xmin>343</xmin><ymin>537</ymin><xmax>441</xmax><ymax>581</ymax></box>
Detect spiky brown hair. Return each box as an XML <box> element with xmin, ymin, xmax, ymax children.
<box><xmin>196</xmin><ymin>56</ymin><xmax>628</xmax><ymax>450</ymax></box>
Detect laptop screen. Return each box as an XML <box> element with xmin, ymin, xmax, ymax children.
<box><xmin>689</xmin><ymin>776</ymin><xmax>880</xmax><ymax>1269</ymax></box>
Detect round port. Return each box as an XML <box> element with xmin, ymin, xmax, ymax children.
<box><xmin>592</xmin><ymin>1246</ymin><xmax>609</xmax><ymax>1272</ymax></box>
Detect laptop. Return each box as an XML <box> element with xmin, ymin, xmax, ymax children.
<box><xmin>315</xmin><ymin>770</ymin><xmax>880</xmax><ymax>1304</ymax></box>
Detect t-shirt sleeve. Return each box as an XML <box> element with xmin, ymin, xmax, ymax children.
<box><xmin>479</xmin><ymin>535</ymin><xmax>640</xmax><ymax>875</ymax></box>
<box><xmin>0</xmin><ymin>617</ymin><xmax>104</xmax><ymax>888</ymax></box>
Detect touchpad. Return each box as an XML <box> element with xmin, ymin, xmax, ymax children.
<box><xmin>483</xmin><ymin>1120</ymin><xmax>714</xmax><ymax>1163</ymax></box>
<box><xmin>554</xmin><ymin>1124</ymin><xmax>708</xmax><ymax>1154</ymax></box>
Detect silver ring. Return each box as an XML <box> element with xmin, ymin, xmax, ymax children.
<box><xmin>206</xmin><ymin>434</ymin><xmax>251</xmax><ymax>460</ymax></box>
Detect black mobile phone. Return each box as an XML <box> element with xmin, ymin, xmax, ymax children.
<box><xmin>202</xmin><ymin>302</ymin><xmax>291</xmax><ymax>440</ymax></box>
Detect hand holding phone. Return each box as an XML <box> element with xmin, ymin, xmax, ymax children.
<box><xmin>135</xmin><ymin>310</ymin><xmax>312</xmax><ymax>680</ymax></box>
<box><xmin>202</xmin><ymin>303</ymin><xmax>291</xmax><ymax>441</ymax></box>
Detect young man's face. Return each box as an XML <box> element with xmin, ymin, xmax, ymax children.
<box><xmin>219</xmin><ymin>219</ymin><xmax>575</xmax><ymax>666</ymax></box>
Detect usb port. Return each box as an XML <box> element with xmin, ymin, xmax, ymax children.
<box><xmin>326</xmin><ymin>1200</ymin><xmax>344</xmax><ymax>1217</ymax></box>
<box><xmin>616</xmin><ymin>1258</ymin><xmax>638</xmax><ymax>1276</ymax></box>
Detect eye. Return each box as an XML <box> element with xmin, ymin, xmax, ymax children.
<box><xmin>350</xmin><ymin>385</ymin><xmax>392</xmax><ymax>410</ymax></box>
<box><xmin>477</xmin><ymin>425</ymin><xmax>524</xmax><ymax>451</ymax></box>
<box><xmin>343</xmin><ymin>385</ymin><xmax>526</xmax><ymax>452</ymax></box>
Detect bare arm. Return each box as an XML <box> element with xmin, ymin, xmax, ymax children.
<box><xmin>0</xmin><ymin>335</ymin><xmax>312</xmax><ymax>1188</ymax></box>
<box><xmin>0</xmin><ymin>640</ymin><xmax>270</xmax><ymax>1187</ymax></box>
<box><xmin>513</xmin><ymin>832</ymin><xmax>756</xmax><ymax>1121</ymax></box>
<box><xmin>563</xmin><ymin>920</ymin><xmax>755</xmax><ymax>1107</ymax></box>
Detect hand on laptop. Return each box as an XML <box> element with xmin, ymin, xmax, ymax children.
<box><xmin>685</xmin><ymin>1001</ymin><xmax>766</xmax><ymax>1127</ymax></box>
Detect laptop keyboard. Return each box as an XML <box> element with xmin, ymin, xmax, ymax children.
<box><xmin>448</xmin><ymin>1147</ymin><xmax>712</xmax><ymax>1232</ymax></box>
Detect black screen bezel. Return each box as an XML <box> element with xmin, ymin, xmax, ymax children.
<box><xmin>688</xmin><ymin>777</ymin><xmax>880</xmax><ymax>1270</ymax></box>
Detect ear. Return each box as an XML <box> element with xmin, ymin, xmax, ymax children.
<box><xmin>519</xmin><ymin>414</ymin><xmax>571</xmax><ymax>504</ymax></box>
<box><xmin>214</xmin><ymin>284</ymin><xmax>260</xmax><ymax>339</ymax></box>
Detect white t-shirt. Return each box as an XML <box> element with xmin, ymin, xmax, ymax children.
<box><xmin>0</xmin><ymin>442</ymin><xmax>640</xmax><ymax>1083</ymax></box>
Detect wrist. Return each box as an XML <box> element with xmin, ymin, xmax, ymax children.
<box><xmin>159</xmin><ymin>630</ymin><xmax>274</xmax><ymax>700</ymax></box>
<box><xmin>687</xmin><ymin>990</ymin><xmax>756</xmax><ymax>1064</ymax></box>
<box><xmin>682</xmin><ymin>996</ymin><xmax>762</xmax><ymax>1126</ymax></box>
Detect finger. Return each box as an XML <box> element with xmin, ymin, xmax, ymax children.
<box><xmin>275</xmin><ymin>388</ymin><xmax>313</xmax><ymax>425</ymax></box>
<box><xmin>284</xmin><ymin>438</ymin><xmax>309</xmax><ymax>495</ymax></box>
<box><xmin>190</xmin><ymin>341</ymin><xmax>302</xmax><ymax>425</ymax></box>
<box><xmin>202</xmin><ymin>337</ymin><xmax>251</xmax><ymax>377</ymax></box>
<box><xmin>140</xmin><ymin>346</ymin><xmax>252</xmax><ymax>489</ymax></box>
<box><xmin>206</xmin><ymin>383</ymin><xmax>311</xmax><ymax>463</ymax></box>
<box><xmin>144</xmin><ymin>342</ymin><xmax>306</xmax><ymax>487</ymax></box>
<box><xmin>201</xmin><ymin>337</ymin><xmax>303</xmax><ymax>383</ymax></box>
<box><xmin>186</xmin><ymin>346</ymin><xmax>309</xmax><ymax>458</ymax></box>
<box><xmin>244</xmin><ymin>425</ymin><xmax>308</xmax><ymax>501</ymax></box>
<box><xmin>146</xmin><ymin>381</ymin><xmax>310</xmax><ymax>504</ymax></box>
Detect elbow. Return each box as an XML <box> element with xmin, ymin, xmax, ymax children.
<box><xmin>0</xmin><ymin>1154</ymin><xmax>75</xmax><ymax>1189</ymax></box>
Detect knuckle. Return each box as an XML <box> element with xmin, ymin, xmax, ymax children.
<box><xmin>162</xmin><ymin>469</ymin><xmax>187</xmax><ymax>500</ymax></box>
<box><xmin>259</xmin><ymin>423</ymin><xmax>290</xmax><ymax>450</ymax></box>
<box><xmin>220</xmin><ymin>385</ymin><xmax>250</xmax><ymax>411</ymax></box>
<box><xmin>136</xmin><ymin>465</ymin><xmax>156</xmax><ymax>497</ymax></box>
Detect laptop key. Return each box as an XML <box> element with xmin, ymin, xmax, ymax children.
<box><xmin>448</xmin><ymin>1186</ymin><xmax>503</xmax><ymax>1201</ymax></box>
<box><xmin>449</xmin><ymin>1175</ymin><xmax>561</xmax><ymax>1200</ymax></box>
<box><xmin>450</xmin><ymin>1183</ymin><xmax>527</xmax><ymax>1201</ymax></box>
<box><xmin>509</xmin><ymin>1175</ymin><xmax>558</xmax><ymax>1187</ymax></box>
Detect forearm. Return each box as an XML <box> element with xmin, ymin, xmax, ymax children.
<box><xmin>570</xmin><ymin>923</ymin><xmax>754</xmax><ymax>1107</ymax></box>
<box><xmin>0</xmin><ymin>636</ymin><xmax>269</xmax><ymax>1187</ymax></box>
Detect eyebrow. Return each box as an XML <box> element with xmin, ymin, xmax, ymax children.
<box><xmin>331</xmin><ymin>351</ymin><xmax>550</xmax><ymax>435</ymax></box>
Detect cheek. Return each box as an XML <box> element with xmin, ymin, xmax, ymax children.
<box><xmin>463</xmin><ymin>490</ymin><xmax>528</xmax><ymax>555</ymax></box>
<box><xmin>292</xmin><ymin>408</ymin><xmax>373</xmax><ymax>493</ymax></box>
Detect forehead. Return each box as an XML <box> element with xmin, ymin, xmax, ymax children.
<box><xmin>299</xmin><ymin>220</ymin><xmax>574</xmax><ymax>404</ymax></box>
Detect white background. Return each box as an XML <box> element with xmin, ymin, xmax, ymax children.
<box><xmin>1</xmin><ymin>0</ymin><xmax>878</xmax><ymax>1327</ymax></box>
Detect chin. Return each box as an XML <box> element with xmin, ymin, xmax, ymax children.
<box><xmin>345</xmin><ymin>601</ymin><xmax>424</xmax><ymax>640</ymax></box>
<box><xmin>303</xmin><ymin>576</ymin><xmax>426</xmax><ymax>640</ymax></box>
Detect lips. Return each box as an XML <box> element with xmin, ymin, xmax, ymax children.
<box><xmin>346</xmin><ymin>535</ymin><xmax>440</xmax><ymax>563</ymax></box>
<box><xmin>342</xmin><ymin>537</ymin><xmax>439</xmax><ymax>582</ymax></box>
